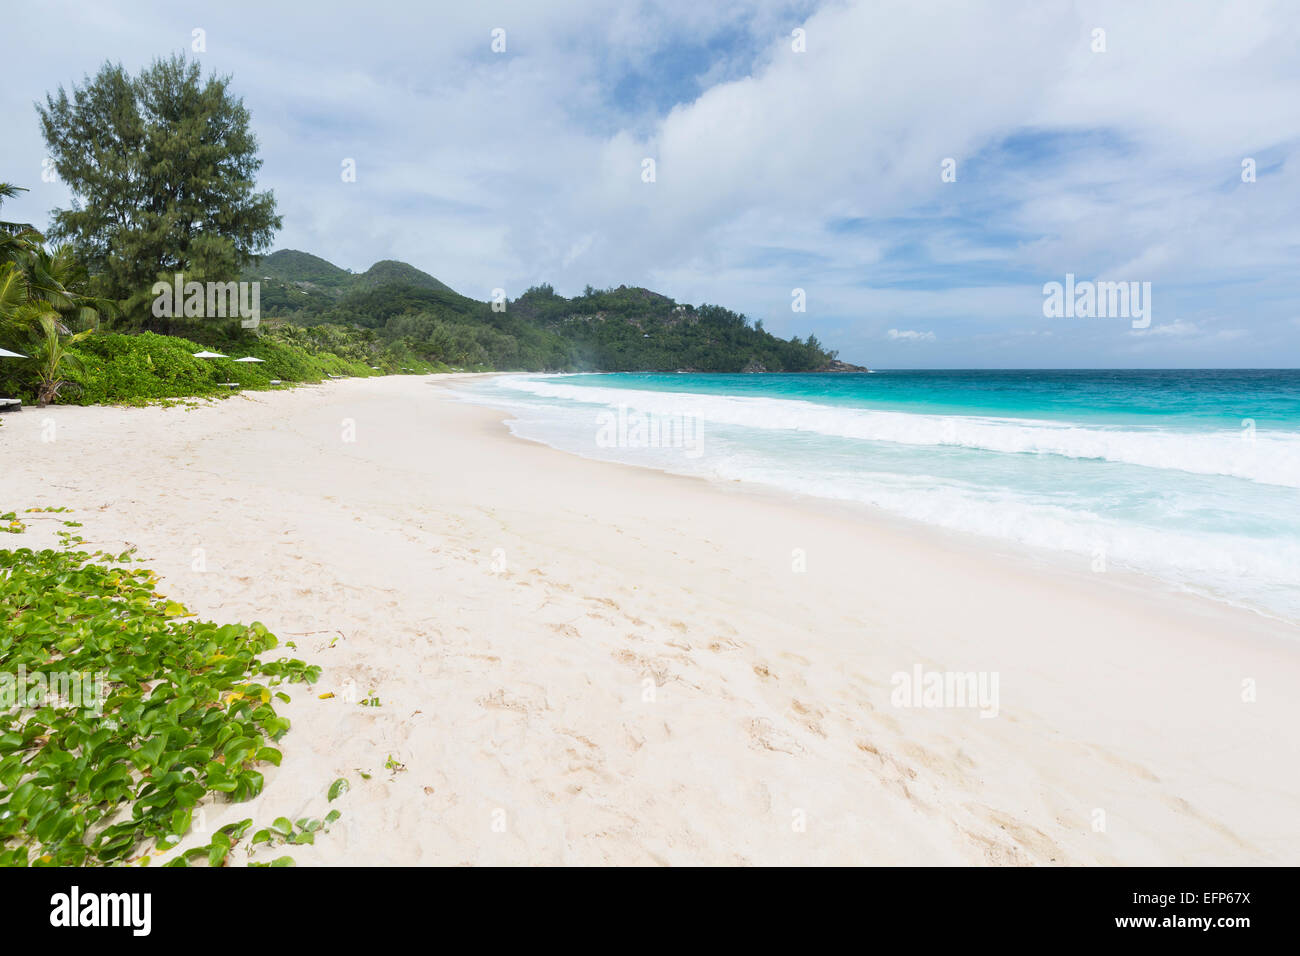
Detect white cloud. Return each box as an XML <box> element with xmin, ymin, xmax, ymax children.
<box><xmin>888</xmin><ymin>329</ymin><xmax>936</xmax><ymax>342</ymax></box>
<box><xmin>4</xmin><ymin>0</ymin><xmax>1300</xmax><ymax>367</ymax></box>
<box><xmin>1133</xmin><ymin>320</ymin><xmax>1202</xmax><ymax>338</ymax></box>
<box><xmin>1131</xmin><ymin>321</ymin><xmax>1247</xmax><ymax>342</ymax></box>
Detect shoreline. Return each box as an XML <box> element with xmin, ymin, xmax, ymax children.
<box><xmin>4</xmin><ymin>375</ymin><xmax>1298</xmax><ymax>865</ymax></box>
<box><xmin>443</xmin><ymin>373</ymin><xmax>1300</xmax><ymax>636</ymax></box>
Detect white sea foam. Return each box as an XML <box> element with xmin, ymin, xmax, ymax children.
<box><xmin>501</xmin><ymin>377</ymin><xmax>1300</xmax><ymax>488</ymax></box>
<box><xmin>459</xmin><ymin>376</ymin><xmax>1300</xmax><ymax>622</ymax></box>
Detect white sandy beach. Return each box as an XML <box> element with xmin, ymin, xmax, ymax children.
<box><xmin>3</xmin><ymin>374</ymin><xmax>1298</xmax><ymax>866</ymax></box>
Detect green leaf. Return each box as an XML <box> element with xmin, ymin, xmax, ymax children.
<box><xmin>170</xmin><ymin>808</ymin><xmax>193</xmax><ymax>838</ymax></box>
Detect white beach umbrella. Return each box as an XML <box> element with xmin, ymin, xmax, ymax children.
<box><xmin>233</xmin><ymin>356</ymin><xmax>265</xmax><ymax>363</ymax></box>
<box><xmin>0</xmin><ymin>347</ymin><xmax>28</xmax><ymax>359</ymax></box>
<box><xmin>192</xmin><ymin>350</ymin><xmax>228</xmax><ymax>359</ymax></box>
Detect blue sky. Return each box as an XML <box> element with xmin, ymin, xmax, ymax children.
<box><xmin>4</xmin><ymin>0</ymin><xmax>1299</xmax><ymax>367</ymax></box>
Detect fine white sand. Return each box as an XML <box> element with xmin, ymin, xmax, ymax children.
<box><xmin>3</xmin><ymin>374</ymin><xmax>1298</xmax><ymax>865</ymax></box>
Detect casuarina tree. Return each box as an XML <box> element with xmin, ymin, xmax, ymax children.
<box><xmin>37</xmin><ymin>54</ymin><xmax>281</xmax><ymax>321</ymax></box>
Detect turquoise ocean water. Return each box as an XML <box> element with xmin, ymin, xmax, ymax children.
<box><xmin>460</xmin><ymin>370</ymin><xmax>1300</xmax><ymax>623</ymax></box>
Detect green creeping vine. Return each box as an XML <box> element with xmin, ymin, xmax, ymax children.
<box><xmin>167</xmin><ymin>777</ymin><xmax>350</xmax><ymax>867</ymax></box>
<box><xmin>0</xmin><ymin>514</ymin><xmax>321</xmax><ymax>866</ymax></box>
<box><xmin>164</xmin><ymin>806</ymin><xmax>342</xmax><ymax>867</ymax></box>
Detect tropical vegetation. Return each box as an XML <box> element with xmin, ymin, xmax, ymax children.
<box><xmin>244</xmin><ymin>249</ymin><xmax>841</xmax><ymax>373</ymax></box>
<box><xmin>0</xmin><ymin>513</ymin><xmax>320</xmax><ymax>866</ymax></box>
<box><xmin>0</xmin><ymin>184</ymin><xmax>117</xmax><ymax>407</ymax></box>
<box><xmin>0</xmin><ymin>55</ymin><xmax>849</xmax><ymax>410</ymax></box>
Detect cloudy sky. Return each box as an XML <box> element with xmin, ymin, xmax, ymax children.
<box><xmin>5</xmin><ymin>0</ymin><xmax>1299</xmax><ymax>367</ymax></box>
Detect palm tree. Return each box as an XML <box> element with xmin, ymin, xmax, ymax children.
<box><xmin>0</xmin><ymin>184</ymin><xmax>113</xmax><ymax>402</ymax></box>
<box><xmin>22</xmin><ymin>243</ymin><xmax>117</xmax><ymax>332</ymax></box>
<box><xmin>26</xmin><ymin>313</ymin><xmax>91</xmax><ymax>406</ymax></box>
<box><xmin>0</xmin><ymin>182</ymin><xmax>32</xmax><ymax>232</ymax></box>
<box><xmin>0</xmin><ymin>185</ymin><xmax>42</xmax><ymax>273</ymax></box>
<box><xmin>0</xmin><ymin>262</ymin><xmax>35</xmax><ymax>355</ymax></box>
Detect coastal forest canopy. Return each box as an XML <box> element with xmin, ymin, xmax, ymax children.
<box><xmin>243</xmin><ymin>249</ymin><xmax>841</xmax><ymax>373</ymax></box>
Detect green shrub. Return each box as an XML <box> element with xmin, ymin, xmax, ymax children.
<box><xmin>61</xmin><ymin>331</ymin><xmax>398</xmax><ymax>405</ymax></box>
<box><xmin>68</xmin><ymin>332</ymin><xmax>225</xmax><ymax>405</ymax></box>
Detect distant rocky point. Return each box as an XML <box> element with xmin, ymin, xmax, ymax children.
<box><xmin>742</xmin><ymin>358</ymin><xmax>869</xmax><ymax>373</ymax></box>
<box><xmin>816</xmin><ymin>359</ymin><xmax>870</xmax><ymax>372</ymax></box>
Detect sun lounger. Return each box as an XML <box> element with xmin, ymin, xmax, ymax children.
<box><xmin>0</xmin><ymin>397</ymin><xmax>21</xmax><ymax>413</ymax></box>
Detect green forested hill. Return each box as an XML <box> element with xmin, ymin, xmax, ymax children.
<box><xmin>250</xmin><ymin>249</ymin><xmax>351</xmax><ymax>288</ymax></box>
<box><xmin>354</xmin><ymin>259</ymin><xmax>454</xmax><ymax>295</ymax></box>
<box><xmin>241</xmin><ymin>250</ymin><xmax>850</xmax><ymax>373</ymax></box>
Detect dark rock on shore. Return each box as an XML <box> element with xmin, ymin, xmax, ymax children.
<box><xmin>814</xmin><ymin>359</ymin><xmax>870</xmax><ymax>372</ymax></box>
